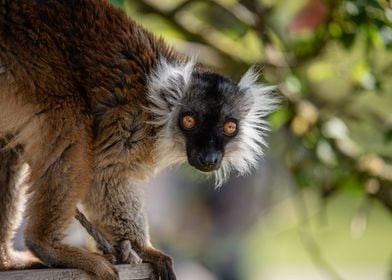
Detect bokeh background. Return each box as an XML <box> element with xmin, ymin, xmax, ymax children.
<box><xmin>15</xmin><ymin>0</ymin><xmax>392</xmax><ymax>279</ymax></box>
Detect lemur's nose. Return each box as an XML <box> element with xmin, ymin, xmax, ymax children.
<box><xmin>199</xmin><ymin>151</ymin><xmax>222</xmax><ymax>170</ymax></box>
<box><xmin>202</xmin><ymin>154</ymin><xmax>218</xmax><ymax>166</ymax></box>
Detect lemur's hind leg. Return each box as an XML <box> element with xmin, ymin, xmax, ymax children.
<box><xmin>23</xmin><ymin>120</ymin><xmax>118</xmax><ymax>280</ymax></box>
<box><xmin>0</xmin><ymin>136</ymin><xmax>42</xmax><ymax>270</ymax></box>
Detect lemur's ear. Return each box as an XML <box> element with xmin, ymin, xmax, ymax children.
<box><xmin>238</xmin><ymin>66</ymin><xmax>278</xmax><ymax>118</ymax></box>
<box><xmin>147</xmin><ymin>59</ymin><xmax>195</xmax><ymax>126</ymax></box>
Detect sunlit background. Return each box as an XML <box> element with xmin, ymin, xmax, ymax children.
<box><xmin>15</xmin><ymin>0</ymin><xmax>392</xmax><ymax>279</ymax></box>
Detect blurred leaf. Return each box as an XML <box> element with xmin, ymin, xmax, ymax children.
<box><xmin>307</xmin><ymin>61</ymin><xmax>335</xmax><ymax>81</ymax></box>
<box><xmin>328</xmin><ymin>23</ymin><xmax>343</xmax><ymax>38</ymax></box>
<box><xmin>269</xmin><ymin>107</ymin><xmax>291</xmax><ymax>130</ymax></box>
<box><xmin>367</xmin><ymin>23</ymin><xmax>384</xmax><ymax>48</ymax></box>
<box><xmin>380</xmin><ymin>26</ymin><xmax>392</xmax><ymax>48</ymax></box>
<box><xmin>340</xmin><ymin>32</ymin><xmax>356</xmax><ymax>48</ymax></box>
<box><xmin>110</xmin><ymin>0</ymin><xmax>124</xmax><ymax>8</ymax></box>
<box><xmin>316</xmin><ymin>140</ymin><xmax>338</xmax><ymax>166</ymax></box>
<box><xmin>285</xmin><ymin>74</ymin><xmax>303</xmax><ymax>95</ymax></box>
<box><xmin>289</xmin><ymin>0</ymin><xmax>328</xmax><ymax>33</ymax></box>
<box><xmin>385</xmin><ymin>129</ymin><xmax>392</xmax><ymax>142</ymax></box>
<box><xmin>351</xmin><ymin>60</ymin><xmax>377</xmax><ymax>90</ymax></box>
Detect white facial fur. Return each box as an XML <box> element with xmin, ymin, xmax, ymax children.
<box><xmin>146</xmin><ymin>58</ymin><xmax>195</xmax><ymax>169</ymax></box>
<box><xmin>215</xmin><ymin>68</ymin><xmax>278</xmax><ymax>186</ymax></box>
<box><xmin>146</xmin><ymin>59</ymin><xmax>278</xmax><ymax>186</ymax></box>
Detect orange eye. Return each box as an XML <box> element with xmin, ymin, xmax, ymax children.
<box><xmin>181</xmin><ymin>114</ymin><xmax>196</xmax><ymax>130</ymax></box>
<box><xmin>223</xmin><ymin>120</ymin><xmax>237</xmax><ymax>136</ymax></box>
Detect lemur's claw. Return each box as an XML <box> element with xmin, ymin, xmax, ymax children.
<box><xmin>116</xmin><ymin>240</ymin><xmax>142</xmax><ymax>265</ymax></box>
<box><xmin>101</xmin><ymin>240</ymin><xmax>142</xmax><ymax>265</ymax></box>
<box><xmin>138</xmin><ymin>247</ymin><xmax>176</xmax><ymax>280</ymax></box>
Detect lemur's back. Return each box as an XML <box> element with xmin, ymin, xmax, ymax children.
<box><xmin>0</xmin><ymin>0</ymin><xmax>169</xmax><ymax>110</ymax></box>
<box><xmin>0</xmin><ymin>0</ymin><xmax>171</xmax><ymax>155</ymax></box>
<box><xmin>0</xmin><ymin>0</ymin><xmax>81</xmax><ymax>105</ymax></box>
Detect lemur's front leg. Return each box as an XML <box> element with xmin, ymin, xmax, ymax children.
<box><xmin>82</xmin><ymin>174</ymin><xmax>176</xmax><ymax>280</ymax></box>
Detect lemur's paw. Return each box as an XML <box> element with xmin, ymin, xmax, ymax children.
<box><xmin>91</xmin><ymin>254</ymin><xmax>119</xmax><ymax>280</ymax></box>
<box><xmin>138</xmin><ymin>247</ymin><xmax>176</xmax><ymax>280</ymax></box>
<box><xmin>115</xmin><ymin>240</ymin><xmax>142</xmax><ymax>265</ymax></box>
<box><xmin>0</xmin><ymin>250</ymin><xmax>44</xmax><ymax>270</ymax></box>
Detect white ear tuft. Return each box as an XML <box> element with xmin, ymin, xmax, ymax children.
<box><xmin>238</xmin><ymin>66</ymin><xmax>279</xmax><ymax>117</ymax></box>
<box><xmin>146</xmin><ymin>58</ymin><xmax>195</xmax><ymax>126</ymax></box>
<box><xmin>238</xmin><ymin>66</ymin><xmax>261</xmax><ymax>90</ymax></box>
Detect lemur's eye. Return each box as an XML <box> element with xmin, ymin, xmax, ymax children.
<box><xmin>223</xmin><ymin>119</ymin><xmax>238</xmax><ymax>136</ymax></box>
<box><xmin>181</xmin><ymin>114</ymin><xmax>196</xmax><ymax>130</ymax></box>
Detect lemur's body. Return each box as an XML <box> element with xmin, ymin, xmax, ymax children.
<box><xmin>0</xmin><ymin>1</ymin><xmax>277</xmax><ymax>279</ymax></box>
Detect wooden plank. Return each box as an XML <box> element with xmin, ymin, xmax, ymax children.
<box><xmin>0</xmin><ymin>264</ymin><xmax>153</xmax><ymax>280</ymax></box>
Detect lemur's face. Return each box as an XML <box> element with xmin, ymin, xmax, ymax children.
<box><xmin>147</xmin><ymin>59</ymin><xmax>278</xmax><ymax>186</ymax></box>
<box><xmin>178</xmin><ymin>72</ymin><xmax>249</xmax><ymax>172</ymax></box>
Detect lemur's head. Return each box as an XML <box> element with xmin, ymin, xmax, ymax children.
<box><xmin>147</xmin><ymin>59</ymin><xmax>278</xmax><ymax>186</ymax></box>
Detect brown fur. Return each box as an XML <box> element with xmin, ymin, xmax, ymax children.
<box><xmin>0</xmin><ymin>1</ymin><xmax>179</xmax><ymax>279</ymax></box>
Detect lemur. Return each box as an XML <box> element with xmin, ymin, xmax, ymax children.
<box><xmin>0</xmin><ymin>0</ymin><xmax>278</xmax><ymax>279</ymax></box>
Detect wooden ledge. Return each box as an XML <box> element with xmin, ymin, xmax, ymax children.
<box><xmin>0</xmin><ymin>263</ymin><xmax>153</xmax><ymax>279</ymax></box>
